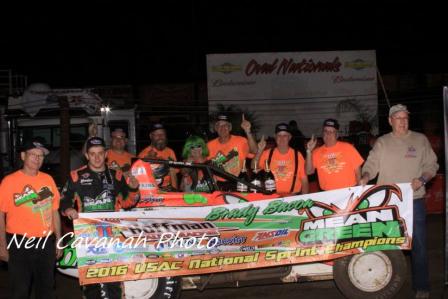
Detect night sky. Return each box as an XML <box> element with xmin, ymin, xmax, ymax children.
<box><xmin>2</xmin><ymin>1</ymin><xmax>447</xmax><ymax>87</ymax></box>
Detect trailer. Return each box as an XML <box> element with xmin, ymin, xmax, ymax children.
<box><xmin>2</xmin><ymin>83</ymin><xmax>136</xmax><ymax>185</ymax></box>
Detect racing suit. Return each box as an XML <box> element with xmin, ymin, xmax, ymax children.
<box><xmin>60</xmin><ymin>165</ymin><xmax>139</xmax><ymax>299</ymax></box>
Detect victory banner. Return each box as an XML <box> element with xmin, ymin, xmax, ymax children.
<box><xmin>72</xmin><ymin>184</ymin><xmax>413</xmax><ymax>285</ymax></box>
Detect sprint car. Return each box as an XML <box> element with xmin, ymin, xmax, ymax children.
<box><xmin>57</xmin><ymin>158</ymin><xmax>408</xmax><ymax>299</ymax></box>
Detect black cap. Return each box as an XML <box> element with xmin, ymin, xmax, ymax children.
<box><xmin>85</xmin><ymin>137</ymin><xmax>106</xmax><ymax>151</ymax></box>
<box><xmin>111</xmin><ymin>128</ymin><xmax>126</xmax><ymax>138</ymax></box>
<box><xmin>149</xmin><ymin>123</ymin><xmax>165</xmax><ymax>133</ymax></box>
<box><xmin>21</xmin><ymin>139</ymin><xmax>50</xmax><ymax>155</ymax></box>
<box><xmin>215</xmin><ymin>114</ymin><xmax>230</xmax><ymax>122</ymax></box>
<box><xmin>323</xmin><ymin>118</ymin><xmax>340</xmax><ymax>130</ymax></box>
<box><xmin>275</xmin><ymin>123</ymin><xmax>291</xmax><ymax>134</ymax></box>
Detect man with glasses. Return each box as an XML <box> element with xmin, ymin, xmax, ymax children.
<box><xmin>253</xmin><ymin>123</ymin><xmax>309</xmax><ymax>195</ymax></box>
<box><xmin>0</xmin><ymin>139</ymin><xmax>62</xmax><ymax>299</ymax></box>
<box><xmin>107</xmin><ymin>128</ymin><xmax>135</xmax><ymax>171</ymax></box>
<box><xmin>360</xmin><ymin>104</ymin><xmax>438</xmax><ymax>299</ymax></box>
<box><xmin>207</xmin><ymin>114</ymin><xmax>257</xmax><ymax>176</ymax></box>
<box><xmin>305</xmin><ymin>118</ymin><xmax>364</xmax><ymax>191</ymax></box>
<box><xmin>207</xmin><ymin>114</ymin><xmax>257</xmax><ymax>187</ymax></box>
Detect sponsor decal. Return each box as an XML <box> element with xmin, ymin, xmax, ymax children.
<box><xmin>83</xmin><ymin>191</ymin><xmax>114</xmax><ymax>211</ymax></box>
<box><xmin>252</xmin><ymin>229</ymin><xmax>289</xmax><ymax>242</ymax></box>
<box><xmin>81</xmin><ymin>173</ymin><xmax>91</xmax><ymax>179</ymax></box>
<box><xmin>86</xmin><ymin>246</ymin><xmax>108</xmax><ymax>255</ymax></box>
<box><xmin>85</xmin><ymin>259</ymin><xmax>96</xmax><ymax>265</ymax></box>
<box><xmin>139</xmin><ymin>183</ymin><xmax>157</xmax><ymax>190</ymax></box>
<box><xmin>98</xmin><ymin>258</ymin><xmax>113</xmax><ymax>264</ymax></box>
<box><xmin>344</xmin><ymin>59</ymin><xmax>374</xmax><ymax>70</ymax></box>
<box><xmin>14</xmin><ymin>186</ymin><xmax>53</xmax><ymax>206</ymax></box>
<box><xmin>140</xmin><ymin>195</ymin><xmax>164</xmax><ymax>203</ymax></box>
<box><xmin>405</xmin><ymin>146</ymin><xmax>417</xmax><ymax>158</ymax></box>
<box><xmin>332</xmin><ymin>75</ymin><xmax>375</xmax><ymax>83</ymax></box>
<box><xmin>120</xmin><ymin>219</ymin><xmax>220</xmax><ymax>240</ymax></box>
<box><xmin>216</xmin><ymin>236</ymin><xmax>247</xmax><ymax>246</ymax></box>
<box><xmin>211</xmin><ymin>63</ymin><xmax>242</xmax><ymax>74</ymax></box>
<box><xmin>132</xmin><ymin>167</ymin><xmax>146</xmax><ymax>176</ymax></box>
<box><xmin>240</xmin><ymin>246</ymin><xmax>256</xmax><ymax>252</ymax></box>
<box><xmin>212</xmin><ymin>79</ymin><xmax>256</xmax><ymax>87</ymax></box>
<box><xmin>80</xmin><ymin>178</ymin><xmax>93</xmax><ymax>185</ymax></box>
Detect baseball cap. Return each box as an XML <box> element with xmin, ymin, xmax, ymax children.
<box><xmin>215</xmin><ymin>114</ymin><xmax>230</xmax><ymax>122</ymax></box>
<box><xmin>21</xmin><ymin>139</ymin><xmax>50</xmax><ymax>155</ymax></box>
<box><xmin>323</xmin><ymin>118</ymin><xmax>340</xmax><ymax>130</ymax></box>
<box><xmin>85</xmin><ymin>137</ymin><xmax>106</xmax><ymax>151</ymax></box>
<box><xmin>149</xmin><ymin>123</ymin><xmax>165</xmax><ymax>133</ymax></box>
<box><xmin>111</xmin><ymin>128</ymin><xmax>126</xmax><ymax>138</ymax></box>
<box><xmin>389</xmin><ymin>104</ymin><xmax>409</xmax><ymax>117</ymax></box>
<box><xmin>275</xmin><ymin>123</ymin><xmax>291</xmax><ymax>134</ymax></box>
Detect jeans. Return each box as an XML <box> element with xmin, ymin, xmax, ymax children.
<box><xmin>412</xmin><ymin>198</ymin><xmax>429</xmax><ymax>291</ymax></box>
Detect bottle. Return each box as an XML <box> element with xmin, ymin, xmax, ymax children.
<box><xmin>264</xmin><ymin>160</ymin><xmax>276</xmax><ymax>193</ymax></box>
<box><xmin>250</xmin><ymin>164</ymin><xmax>263</xmax><ymax>193</ymax></box>
<box><xmin>237</xmin><ymin>160</ymin><xmax>249</xmax><ymax>192</ymax></box>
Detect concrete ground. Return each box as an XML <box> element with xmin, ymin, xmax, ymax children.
<box><xmin>0</xmin><ymin>214</ymin><xmax>446</xmax><ymax>298</ymax></box>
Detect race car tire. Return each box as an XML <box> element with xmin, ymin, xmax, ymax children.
<box><xmin>123</xmin><ymin>277</ymin><xmax>181</xmax><ymax>299</ymax></box>
<box><xmin>333</xmin><ymin>250</ymin><xmax>406</xmax><ymax>299</ymax></box>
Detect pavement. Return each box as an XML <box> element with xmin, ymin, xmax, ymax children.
<box><xmin>0</xmin><ymin>214</ymin><xmax>446</xmax><ymax>299</ymax></box>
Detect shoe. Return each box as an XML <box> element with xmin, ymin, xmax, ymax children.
<box><xmin>415</xmin><ymin>290</ymin><xmax>430</xmax><ymax>299</ymax></box>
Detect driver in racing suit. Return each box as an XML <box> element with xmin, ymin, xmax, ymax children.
<box><xmin>60</xmin><ymin>137</ymin><xmax>140</xmax><ymax>299</ymax></box>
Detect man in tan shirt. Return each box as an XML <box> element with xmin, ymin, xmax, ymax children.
<box><xmin>360</xmin><ymin>104</ymin><xmax>438</xmax><ymax>299</ymax></box>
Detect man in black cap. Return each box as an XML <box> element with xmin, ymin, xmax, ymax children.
<box><xmin>0</xmin><ymin>139</ymin><xmax>61</xmax><ymax>298</ymax></box>
<box><xmin>137</xmin><ymin>123</ymin><xmax>178</xmax><ymax>189</ymax></box>
<box><xmin>207</xmin><ymin>114</ymin><xmax>257</xmax><ymax>184</ymax></box>
<box><xmin>60</xmin><ymin>136</ymin><xmax>139</xmax><ymax>299</ymax></box>
<box><xmin>253</xmin><ymin>123</ymin><xmax>309</xmax><ymax>195</ymax></box>
<box><xmin>305</xmin><ymin>118</ymin><xmax>364</xmax><ymax>191</ymax></box>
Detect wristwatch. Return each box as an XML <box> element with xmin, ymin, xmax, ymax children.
<box><xmin>418</xmin><ymin>176</ymin><xmax>427</xmax><ymax>185</ymax></box>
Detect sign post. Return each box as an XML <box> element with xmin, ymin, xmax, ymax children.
<box><xmin>443</xmin><ymin>86</ymin><xmax>448</xmax><ymax>285</ymax></box>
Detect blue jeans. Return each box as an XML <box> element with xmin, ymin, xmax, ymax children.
<box><xmin>412</xmin><ymin>198</ymin><xmax>429</xmax><ymax>291</ymax></box>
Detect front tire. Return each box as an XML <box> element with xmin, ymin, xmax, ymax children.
<box><xmin>124</xmin><ymin>277</ymin><xmax>181</xmax><ymax>299</ymax></box>
<box><xmin>333</xmin><ymin>250</ymin><xmax>406</xmax><ymax>299</ymax></box>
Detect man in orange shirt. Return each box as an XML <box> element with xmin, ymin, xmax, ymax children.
<box><xmin>254</xmin><ymin>123</ymin><xmax>309</xmax><ymax>195</ymax></box>
<box><xmin>0</xmin><ymin>139</ymin><xmax>61</xmax><ymax>299</ymax></box>
<box><xmin>306</xmin><ymin>118</ymin><xmax>364</xmax><ymax>191</ymax></box>
<box><xmin>207</xmin><ymin>114</ymin><xmax>257</xmax><ymax>177</ymax></box>
<box><xmin>107</xmin><ymin>128</ymin><xmax>135</xmax><ymax>171</ymax></box>
<box><xmin>138</xmin><ymin>123</ymin><xmax>178</xmax><ymax>189</ymax></box>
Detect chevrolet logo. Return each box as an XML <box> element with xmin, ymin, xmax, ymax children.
<box><xmin>345</xmin><ymin>59</ymin><xmax>374</xmax><ymax>70</ymax></box>
<box><xmin>211</xmin><ymin>63</ymin><xmax>242</xmax><ymax>74</ymax></box>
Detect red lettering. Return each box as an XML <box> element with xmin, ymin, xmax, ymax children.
<box><xmin>96</xmin><ymin>225</ymin><xmax>113</xmax><ymax>237</ymax></box>
<box><xmin>245</xmin><ymin>59</ymin><xmax>278</xmax><ymax>76</ymax></box>
<box><xmin>276</xmin><ymin>57</ymin><xmax>343</xmax><ymax>75</ymax></box>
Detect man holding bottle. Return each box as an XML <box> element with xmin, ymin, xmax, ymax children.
<box><xmin>305</xmin><ymin>118</ymin><xmax>364</xmax><ymax>191</ymax></box>
<box><xmin>253</xmin><ymin>123</ymin><xmax>309</xmax><ymax>195</ymax></box>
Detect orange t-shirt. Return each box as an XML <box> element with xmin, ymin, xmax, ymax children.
<box><xmin>259</xmin><ymin>148</ymin><xmax>306</xmax><ymax>194</ymax></box>
<box><xmin>0</xmin><ymin>170</ymin><xmax>60</xmax><ymax>237</ymax></box>
<box><xmin>207</xmin><ymin>135</ymin><xmax>252</xmax><ymax>178</ymax></box>
<box><xmin>312</xmin><ymin>141</ymin><xmax>364</xmax><ymax>190</ymax></box>
<box><xmin>106</xmin><ymin>149</ymin><xmax>135</xmax><ymax>170</ymax></box>
<box><xmin>138</xmin><ymin>146</ymin><xmax>177</xmax><ymax>186</ymax></box>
